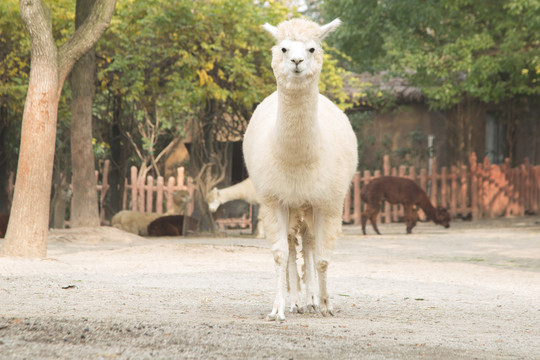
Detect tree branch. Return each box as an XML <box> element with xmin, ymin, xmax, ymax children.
<box><xmin>19</xmin><ymin>0</ymin><xmax>57</xmax><ymax>66</ymax></box>
<box><xmin>57</xmin><ymin>0</ymin><xmax>117</xmax><ymax>89</ymax></box>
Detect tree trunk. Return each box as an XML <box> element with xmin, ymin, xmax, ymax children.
<box><xmin>1</xmin><ymin>0</ymin><xmax>116</xmax><ymax>258</ymax></box>
<box><xmin>70</xmin><ymin>0</ymin><xmax>100</xmax><ymax>227</ymax></box>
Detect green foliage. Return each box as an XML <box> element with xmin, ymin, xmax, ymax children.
<box><xmin>321</xmin><ymin>0</ymin><xmax>540</xmax><ymax>109</ymax></box>
<box><xmin>93</xmin><ymin>0</ymin><xmax>353</xmax><ymax>171</ymax></box>
<box><xmin>0</xmin><ymin>1</ymin><xmax>30</xmax><ymax>117</ymax></box>
<box><xmin>0</xmin><ymin>0</ymin><xmax>355</xmax><ymax>177</ymax></box>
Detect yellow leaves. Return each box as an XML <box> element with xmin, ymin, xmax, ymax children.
<box><xmin>197</xmin><ymin>69</ymin><xmax>210</xmax><ymax>86</ymax></box>
<box><xmin>197</xmin><ymin>62</ymin><xmax>216</xmax><ymax>86</ymax></box>
<box><xmin>521</xmin><ymin>69</ymin><xmax>528</xmax><ymax>75</ymax></box>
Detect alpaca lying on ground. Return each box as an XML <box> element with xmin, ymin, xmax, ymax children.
<box><xmin>360</xmin><ymin>176</ymin><xmax>451</xmax><ymax>234</ymax></box>
<box><xmin>147</xmin><ymin>215</ymin><xmax>184</xmax><ymax>236</ymax></box>
<box><xmin>111</xmin><ymin>190</ymin><xmax>190</xmax><ymax>236</ymax></box>
<box><xmin>206</xmin><ymin>178</ymin><xmax>265</xmax><ymax>238</ymax></box>
<box><xmin>0</xmin><ymin>213</ymin><xmax>9</xmax><ymax>238</ymax></box>
<box><xmin>147</xmin><ymin>214</ymin><xmax>200</xmax><ymax>236</ymax></box>
<box><xmin>111</xmin><ymin>211</ymin><xmax>161</xmax><ymax>236</ymax></box>
<box><xmin>243</xmin><ymin>18</ymin><xmax>358</xmax><ymax>321</ymax></box>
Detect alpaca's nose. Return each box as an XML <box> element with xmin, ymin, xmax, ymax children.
<box><xmin>291</xmin><ymin>58</ymin><xmax>304</xmax><ymax>65</ymax></box>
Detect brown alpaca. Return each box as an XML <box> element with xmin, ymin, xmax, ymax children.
<box><xmin>360</xmin><ymin>176</ymin><xmax>451</xmax><ymax>234</ymax></box>
<box><xmin>0</xmin><ymin>213</ymin><xmax>9</xmax><ymax>238</ymax></box>
<box><xmin>147</xmin><ymin>215</ymin><xmax>185</xmax><ymax>236</ymax></box>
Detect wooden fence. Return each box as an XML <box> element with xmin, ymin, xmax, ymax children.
<box><xmin>121</xmin><ymin>166</ymin><xmax>196</xmax><ymax>216</ymax></box>
<box><xmin>343</xmin><ymin>153</ymin><xmax>540</xmax><ymax>225</ymax></box>
<box><xmin>94</xmin><ymin>152</ymin><xmax>539</xmax><ymax>228</ymax></box>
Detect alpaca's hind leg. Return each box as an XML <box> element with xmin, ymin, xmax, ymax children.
<box><xmin>265</xmin><ymin>204</ymin><xmax>290</xmax><ymax>322</ymax></box>
<box><xmin>361</xmin><ymin>211</ymin><xmax>368</xmax><ymax>235</ymax></box>
<box><xmin>299</xmin><ymin>223</ymin><xmax>319</xmax><ymax>313</ymax></box>
<box><xmin>368</xmin><ymin>205</ymin><xmax>381</xmax><ymax>235</ymax></box>
<box><xmin>313</xmin><ymin>208</ymin><xmax>339</xmax><ymax>317</ymax></box>
<box><xmin>287</xmin><ymin>232</ymin><xmax>303</xmax><ymax>313</ymax></box>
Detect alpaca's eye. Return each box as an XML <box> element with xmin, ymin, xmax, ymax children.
<box><xmin>309</xmin><ymin>48</ymin><xmax>315</xmax><ymax>53</ymax></box>
<box><xmin>281</xmin><ymin>48</ymin><xmax>287</xmax><ymax>53</ymax></box>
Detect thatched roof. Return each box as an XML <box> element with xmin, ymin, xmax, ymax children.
<box><xmin>343</xmin><ymin>71</ymin><xmax>423</xmax><ymax>103</ymax></box>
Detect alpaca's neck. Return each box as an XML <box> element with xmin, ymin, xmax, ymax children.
<box><xmin>417</xmin><ymin>195</ymin><xmax>438</xmax><ymax>221</ymax></box>
<box><xmin>273</xmin><ymin>83</ymin><xmax>320</xmax><ymax>163</ymax></box>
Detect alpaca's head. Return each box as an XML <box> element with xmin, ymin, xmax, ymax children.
<box><xmin>434</xmin><ymin>206</ymin><xmax>451</xmax><ymax>228</ymax></box>
<box><xmin>172</xmin><ymin>190</ymin><xmax>191</xmax><ymax>212</ymax></box>
<box><xmin>262</xmin><ymin>18</ymin><xmax>341</xmax><ymax>90</ymax></box>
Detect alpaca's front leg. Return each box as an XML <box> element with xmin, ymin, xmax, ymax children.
<box><xmin>301</xmin><ymin>230</ymin><xmax>319</xmax><ymax>313</ymax></box>
<box><xmin>266</xmin><ymin>205</ymin><xmax>289</xmax><ymax>322</ymax></box>
<box><xmin>313</xmin><ymin>208</ymin><xmax>337</xmax><ymax>317</ymax></box>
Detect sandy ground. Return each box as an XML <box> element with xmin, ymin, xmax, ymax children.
<box><xmin>0</xmin><ymin>216</ymin><xmax>539</xmax><ymax>359</ymax></box>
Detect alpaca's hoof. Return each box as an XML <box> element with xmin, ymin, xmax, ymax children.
<box><xmin>321</xmin><ymin>307</ymin><xmax>335</xmax><ymax>317</ymax></box>
<box><xmin>320</xmin><ymin>298</ymin><xmax>334</xmax><ymax>317</ymax></box>
<box><xmin>306</xmin><ymin>304</ymin><xmax>319</xmax><ymax>313</ymax></box>
<box><xmin>290</xmin><ymin>304</ymin><xmax>304</xmax><ymax>314</ymax></box>
<box><xmin>266</xmin><ymin>313</ymin><xmax>286</xmax><ymax>322</ymax></box>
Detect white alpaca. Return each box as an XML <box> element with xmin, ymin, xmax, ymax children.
<box><xmin>206</xmin><ymin>178</ymin><xmax>265</xmax><ymax>238</ymax></box>
<box><xmin>206</xmin><ymin>178</ymin><xmax>258</xmax><ymax>212</ymax></box>
<box><xmin>243</xmin><ymin>18</ymin><xmax>358</xmax><ymax>321</ymax></box>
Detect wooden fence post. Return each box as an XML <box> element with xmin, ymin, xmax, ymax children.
<box><xmin>383</xmin><ymin>155</ymin><xmax>390</xmax><ymax>176</ymax></box>
<box><xmin>156</xmin><ymin>176</ymin><xmax>164</xmax><ymax>214</ymax></box>
<box><xmin>450</xmin><ymin>166</ymin><xmax>457</xmax><ymax>215</ymax></box>
<box><xmin>441</xmin><ymin>166</ymin><xmax>448</xmax><ymax>208</ymax></box>
<box><xmin>460</xmin><ymin>164</ymin><xmax>468</xmax><ymax>216</ymax></box>
<box><xmin>166</xmin><ymin>177</ymin><xmax>175</xmax><ymax>212</ymax></box>
<box><xmin>353</xmin><ymin>172</ymin><xmax>361</xmax><ymax>225</ymax></box>
<box><xmin>130</xmin><ymin>166</ymin><xmax>138</xmax><ymax>211</ymax></box>
<box><xmin>343</xmin><ymin>182</ymin><xmax>352</xmax><ymax>224</ymax></box>
<box><xmin>430</xmin><ymin>156</ymin><xmax>438</xmax><ymax>207</ymax></box>
<box><xmin>470</xmin><ymin>153</ymin><xmax>479</xmax><ymax>220</ymax></box>
<box><xmin>419</xmin><ymin>168</ymin><xmax>428</xmax><ymax>221</ymax></box>
<box><xmin>146</xmin><ymin>175</ymin><xmax>154</xmax><ymax>213</ymax></box>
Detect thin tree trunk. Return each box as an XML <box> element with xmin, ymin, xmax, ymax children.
<box><xmin>70</xmin><ymin>0</ymin><xmax>100</xmax><ymax>227</ymax></box>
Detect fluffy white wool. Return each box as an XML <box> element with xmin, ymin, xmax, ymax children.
<box><xmin>243</xmin><ymin>18</ymin><xmax>358</xmax><ymax>321</ymax></box>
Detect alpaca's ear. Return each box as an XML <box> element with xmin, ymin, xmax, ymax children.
<box><xmin>319</xmin><ymin>18</ymin><xmax>341</xmax><ymax>40</ymax></box>
<box><xmin>262</xmin><ymin>23</ymin><xmax>278</xmax><ymax>39</ymax></box>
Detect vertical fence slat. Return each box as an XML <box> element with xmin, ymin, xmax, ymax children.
<box><xmin>460</xmin><ymin>165</ymin><xmax>468</xmax><ymax>215</ymax></box>
<box><xmin>146</xmin><ymin>175</ymin><xmax>154</xmax><ymax>213</ymax></box>
<box><xmin>343</xmin><ymin>186</ymin><xmax>351</xmax><ymax>224</ymax></box>
<box><xmin>430</xmin><ymin>156</ymin><xmax>438</xmax><ymax>207</ymax></box>
<box><xmin>156</xmin><ymin>177</ymin><xmax>164</xmax><ymax>214</ymax></box>
<box><xmin>353</xmin><ymin>172</ymin><xmax>361</xmax><ymax>225</ymax></box>
<box><xmin>450</xmin><ymin>166</ymin><xmax>457</xmax><ymax>214</ymax></box>
<box><xmin>131</xmin><ymin>166</ymin><xmax>138</xmax><ymax>211</ymax></box>
<box><xmin>137</xmin><ymin>175</ymin><xmax>145</xmax><ymax>212</ymax></box>
<box><xmin>166</xmin><ymin>177</ymin><xmax>175</xmax><ymax>212</ymax></box>
<box><xmin>441</xmin><ymin>166</ymin><xmax>448</xmax><ymax>208</ymax></box>
<box><xmin>419</xmin><ymin>168</ymin><xmax>428</xmax><ymax>221</ymax></box>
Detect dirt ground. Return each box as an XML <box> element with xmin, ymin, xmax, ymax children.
<box><xmin>1</xmin><ymin>216</ymin><xmax>539</xmax><ymax>359</ymax></box>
